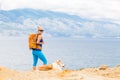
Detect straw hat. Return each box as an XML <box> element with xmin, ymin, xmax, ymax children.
<box><xmin>38</xmin><ymin>26</ymin><xmax>44</xmax><ymax>30</ymax></box>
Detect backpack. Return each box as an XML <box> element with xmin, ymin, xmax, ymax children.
<box><xmin>28</xmin><ymin>34</ymin><xmax>42</xmax><ymax>50</ymax></box>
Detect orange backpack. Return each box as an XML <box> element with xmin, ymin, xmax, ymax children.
<box><xmin>28</xmin><ymin>34</ymin><xmax>42</xmax><ymax>50</ymax></box>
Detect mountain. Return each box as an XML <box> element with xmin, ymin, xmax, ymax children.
<box><xmin>0</xmin><ymin>8</ymin><xmax>120</xmax><ymax>38</ymax></box>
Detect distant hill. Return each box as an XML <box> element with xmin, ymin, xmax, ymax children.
<box><xmin>0</xmin><ymin>8</ymin><xmax>120</xmax><ymax>38</ymax></box>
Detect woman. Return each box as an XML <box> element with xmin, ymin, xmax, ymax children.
<box><xmin>32</xmin><ymin>26</ymin><xmax>47</xmax><ymax>70</ymax></box>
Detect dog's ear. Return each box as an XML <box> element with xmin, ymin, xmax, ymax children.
<box><xmin>56</xmin><ymin>60</ymin><xmax>61</xmax><ymax>62</ymax></box>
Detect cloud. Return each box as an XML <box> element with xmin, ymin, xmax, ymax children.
<box><xmin>0</xmin><ymin>0</ymin><xmax>120</xmax><ymax>23</ymax></box>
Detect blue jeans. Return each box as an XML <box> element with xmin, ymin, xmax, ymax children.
<box><xmin>32</xmin><ymin>49</ymin><xmax>47</xmax><ymax>67</ymax></box>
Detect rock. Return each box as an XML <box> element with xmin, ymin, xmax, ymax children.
<box><xmin>117</xmin><ymin>64</ymin><xmax>120</xmax><ymax>67</ymax></box>
<box><xmin>79</xmin><ymin>68</ymin><xmax>84</xmax><ymax>71</ymax></box>
<box><xmin>0</xmin><ymin>67</ymin><xmax>5</xmax><ymax>71</ymax></box>
<box><xmin>99</xmin><ymin>65</ymin><xmax>108</xmax><ymax>70</ymax></box>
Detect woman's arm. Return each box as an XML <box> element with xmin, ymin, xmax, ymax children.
<box><xmin>36</xmin><ymin>35</ymin><xmax>44</xmax><ymax>44</ymax></box>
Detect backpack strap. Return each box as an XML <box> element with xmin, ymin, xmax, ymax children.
<box><xmin>36</xmin><ymin>34</ymin><xmax>38</xmax><ymax>42</ymax></box>
<box><xmin>36</xmin><ymin>34</ymin><xmax>39</xmax><ymax>45</ymax></box>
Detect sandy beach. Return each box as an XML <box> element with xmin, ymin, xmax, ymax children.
<box><xmin>1</xmin><ymin>65</ymin><xmax>120</xmax><ymax>80</ymax></box>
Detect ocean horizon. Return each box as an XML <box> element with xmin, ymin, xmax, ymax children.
<box><xmin>0</xmin><ymin>37</ymin><xmax>120</xmax><ymax>70</ymax></box>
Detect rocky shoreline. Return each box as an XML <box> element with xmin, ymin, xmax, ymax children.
<box><xmin>0</xmin><ymin>65</ymin><xmax>120</xmax><ymax>80</ymax></box>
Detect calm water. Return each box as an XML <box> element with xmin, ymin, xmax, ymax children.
<box><xmin>0</xmin><ymin>37</ymin><xmax>120</xmax><ymax>70</ymax></box>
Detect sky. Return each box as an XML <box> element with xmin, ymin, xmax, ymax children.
<box><xmin>0</xmin><ymin>0</ymin><xmax>120</xmax><ymax>23</ymax></box>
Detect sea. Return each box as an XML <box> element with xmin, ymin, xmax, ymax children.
<box><xmin>0</xmin><ymin>37</ymin><xmax>120</xmax><ymax>70</ymax></box>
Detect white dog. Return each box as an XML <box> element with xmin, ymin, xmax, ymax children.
<box><xmin>38</xmin><ymin>60</ymin><xmax>65</xmax><ymax>71</ymax></box>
